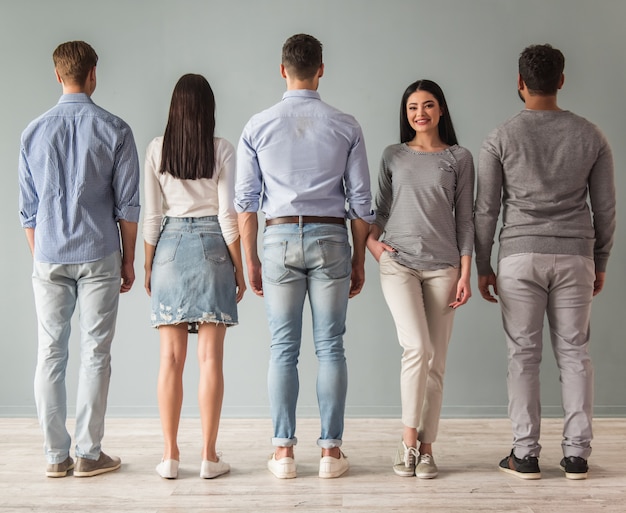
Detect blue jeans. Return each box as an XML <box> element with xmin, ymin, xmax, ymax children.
<box><xmin>262</xmin><ymin>223</ymin><xmax>351</xmax><ymax>449</ymax></box>
<box><xmin>32</xmin><ymin>252</ymin><xmax>121</xmax><ymax>463</ymax></box>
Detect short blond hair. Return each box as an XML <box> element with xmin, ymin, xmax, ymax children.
<box><xmin>53</xmin><ymin>41</ymin><xmax>98</xmax><ymax>86</ymax></box>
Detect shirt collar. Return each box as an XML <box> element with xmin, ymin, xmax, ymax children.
<box><xmin>282</xmin><ymin>89</ymin><xmax>321</xmax><ymax>101</ymax></box>
<box><xmin>58</xmin><ymin>93</ymin><xmax>93</xmax><ymax>104</ymax></box>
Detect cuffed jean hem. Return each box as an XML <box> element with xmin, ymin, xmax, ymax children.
<box><xmin>272</xmin><ymin>437</ymin><xmax>298</xmax><ymax>447</ymax></box>
<box><xmin>47</xmin><ymin>453</ymin><xmax>71</xmax><ymax>465</ymax></box>
<box><xmin>317</xmin><ymin>438</ymin><xmax>342</xmax><ymax>449</ymax></box>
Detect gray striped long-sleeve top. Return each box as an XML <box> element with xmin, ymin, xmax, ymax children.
<box><xmin>374</xmin><ymin>143</ymin><xmax>475</xmax><ymax>271</ymax></box>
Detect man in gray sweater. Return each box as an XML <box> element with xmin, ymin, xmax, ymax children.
<box><xmin>474</xmin><ymin>44</ymin><xmax>615</xmax><ymax>481</ymax></box>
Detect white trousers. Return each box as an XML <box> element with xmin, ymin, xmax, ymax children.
<box><xmin>379</xmin><ymin>252</ymin><xmax>458</xmax><ymax>443</ymax></box>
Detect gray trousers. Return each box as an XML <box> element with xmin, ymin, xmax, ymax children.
<box><xmin>497</xmin><ymin>253</ymin><xmax>595</xmax><ymax>460</ymax></box>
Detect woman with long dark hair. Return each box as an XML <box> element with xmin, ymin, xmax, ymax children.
<box><xmin>143</xmin><ymin>74</ymin><xmax>245</xmax><ymax>479</ymax></box>
<box><xmin>367</xmin><ymin>79</ymin><xmax>474</xmax><ymax>479</ymax></box>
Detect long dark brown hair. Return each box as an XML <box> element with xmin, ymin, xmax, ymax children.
<box><xmin>399</xmin><ymin>79</ymin><xmax>458</xmax><ymax>146</ymax></box>
<box><xmin>160</xmin><ymin>74</ymin><xmax>216</xmax><ymax>179</ymax></box>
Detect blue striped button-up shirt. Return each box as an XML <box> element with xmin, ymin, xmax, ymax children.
<box><xmin>19</xmin><ymin>93</ymin><xmax>140</xmax><ymax>264</ymax></box>
<box><xmin>235</xmin><ymin>89</ymin><xmax>374</xmax><ymax>222</ymax></box>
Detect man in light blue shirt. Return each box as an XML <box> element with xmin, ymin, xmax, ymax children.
<box><xmin>236</xmin><ymin>33</ymin><xmax>373</xmax><ymax>480</ymax></box>
<box><xmin>18</xmin><ymin>41</ymin><xmax>140</xmax><ymax>478</ymax></box>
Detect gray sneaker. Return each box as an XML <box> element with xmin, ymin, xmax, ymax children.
<box><xmin>415</xmin><ymin>453</ymin><xmax>438</xmax><ymax>479</ymax></box>
<box><xmin>46</xmin><ymin>456</ymin><xmax>74</xmax><ymax>478</ymax></box>
<box><xmin>393</xmin><ymin>440</ymin><xmax>417</xmax><ymax>477</ymax></box>
<box><xmin>74</xmin><ymin>452</ymin><xmax>121</xmax><ymax>477</ymax></box>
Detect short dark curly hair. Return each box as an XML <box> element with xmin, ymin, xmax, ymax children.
<box><xmin>518</xmin><ymin>44</ymin><xmax>564</xmax><ymax>95</ymax></box>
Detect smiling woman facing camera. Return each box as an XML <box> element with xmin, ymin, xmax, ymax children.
<box><xmin>367</xmin><ymin>79</ymin><xmax>474</xmax><ymax>479</ymax></box>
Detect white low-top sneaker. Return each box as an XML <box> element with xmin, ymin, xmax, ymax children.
<box><xmin>319</xmin><ymin>450</ymin><xmax>349</xmax><ymax>479</ymax></box>
<box><xmin>267</xmin><ymin>453</ymin><xmax>297</xmax><ymax>479</ymax></box>
<box><xmin>156</xmin><ymin>459</ymin><xmax>179</xmax><ymax>479</ymax></box>
<box><xmin>200</xmin><ymin>455</ymin><xmax>230</xmax><ymax>479</ymax></box>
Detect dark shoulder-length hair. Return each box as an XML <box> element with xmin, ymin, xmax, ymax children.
<box><xmin>160</xmin><ymin>74</ymin><xmax>216</xmax><ymax>180</ymax></box>
<box><xmin>399</xmin><ymin>79</ymin><xmax>458</xmax><ymax>146</ymax></box>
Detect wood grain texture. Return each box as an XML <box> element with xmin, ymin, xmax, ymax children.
<box><xmin>0</xmin><ymin>418</ymin><xmax>624</xmax><ymax>512</ymax></box>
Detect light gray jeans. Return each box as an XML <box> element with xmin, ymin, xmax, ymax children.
<box><xmin>379</xmin><ymin>252</ymin><xmax>459</xmax><ymax>443</ymax></box>
<box><xmin>497</xmin><ymin>253</ymin><xmax>595</xmax><ymax>460</ymax></box>
<box><xmin>32</xmin><ymin>252</ymin><xmax>121</xmax><ymax>464</ymax></box>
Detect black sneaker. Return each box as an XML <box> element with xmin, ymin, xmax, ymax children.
<box><xmin>560</xmin><ymin>456</ymin><xmax>588</xmax><ymax>480</ymax></box>
<box><xmin>499</xmin><ymin>449</ymin><xmax>541</xmax><ymax>479</ymax></box>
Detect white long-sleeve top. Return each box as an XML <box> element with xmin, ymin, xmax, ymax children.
<box><xmin>143</xmin><ymin>136</ymin><xmax>239</xmax><ymax>246</ymax></box>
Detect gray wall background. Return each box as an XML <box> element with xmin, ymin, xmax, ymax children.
<box><xmin>1</xmin><ymin>0</ymin><xmax>624</xmax><ymax>419</ymax></box>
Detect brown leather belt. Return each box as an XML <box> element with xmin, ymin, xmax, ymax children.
<box><xmin>266</xmin><ymin>216</ymin><xmax>345</xmax><ymax>226</ymax></box>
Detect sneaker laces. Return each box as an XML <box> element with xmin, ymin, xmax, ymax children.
<box><xmin>418</xmin><ymin>453</ymin><xmax>433</xmax><ymax>465</ymax></box>
<box><xmin>404</xmin><ymin>444</ymin><xmax>417</xmax><ymax>468</ymax></box>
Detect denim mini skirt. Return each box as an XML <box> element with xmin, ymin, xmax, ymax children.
<box><xmin>150</xmin><ymin>216</ymin><xmax>238</xmax><ymax>329</ymax></box>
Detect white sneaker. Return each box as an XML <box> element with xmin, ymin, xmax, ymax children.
<box><xmin>156</xmin><ymin>459</ymin><xmax>179</xmax><ymax>479</ymax></box>
<box><xmin>415</xmin><ymin>453</ymin><xmax>438</xmax><ymax>479</ymax></box>
<box><xmin>319</xmin><ymin>451</ymin><xmax>349</xmax><ymax>479</ymax></box>
<box><xmin>200</xmin><ymin>455</ymin><xmax>230</xmax><ymax>479</ymax></box>
<box><xmin>267</xmin><ymin>453</ymin><xmax>297</xmax><ymax>479</ymax></box>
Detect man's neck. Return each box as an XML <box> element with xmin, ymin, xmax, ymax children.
<box><xmin>285</xmin><ymin>76</ymin><xmax>319</xmax><ymax>91</ymax></box>
<box><xmin>286</xmin><ymin>83</ymin><xmax>318</xmax><ymax>91</ymax></box>
<box><xmin>525</xmin><ymin>93</ymin><xmax>560</xmax><ymax>111</ymax></box>
<box><xmin>62</xmin><ymin>85</ymin><xmax>89</xmax><ymax>95</ymax></box>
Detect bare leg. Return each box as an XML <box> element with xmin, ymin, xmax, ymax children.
<box><xmin>197</xmin><ymin>322</ymin><xmax>226</xmax><ymax>462</ymax></box>
<box><xmin>403</xmin><ymin>426</ymin><xmax>418</xmax><ymax>449</ymax></box>
<box><xmin>157</xmin><ymin>324</ymin><xmax>188</xmax><ymax>461</ymax></box>
<box><xmin>321</xmin><ymin>447</ymin><xmax>342</xmax><ymax>458</ymax></box>
<box><xmin>419</xmin><ymin>442</ymin><xmax>433</xmax><ymax>456</ymax></box>
<box><xmin>275</xmin><ymin>446</ymin><xmax>294</xmax><ymax>459</ymax></box>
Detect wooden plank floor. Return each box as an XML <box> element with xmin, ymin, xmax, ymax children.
<box><xmin>0</xmin><ymin>417</ymin><xmax>624</xmax><ymax>512</ymax></box>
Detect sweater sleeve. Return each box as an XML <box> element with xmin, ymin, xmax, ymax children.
<box><xmin>373</xmin><ymin>148</ymin><xmax>393</xmax><ymax>232</ymax></box>
<box><xmin>588</xmin><ymin>131</ymin><xmax>616</xmax><ymax>272</ymax></box>
<box><xmin>474</xmin><ymin>131</ymin><xmax>503</xmax><ymax>276</ymax></box>
<box><xmin>454</xmin><ymin>148</ymin><xmax>475</xmax><ymax>257</ymax></box>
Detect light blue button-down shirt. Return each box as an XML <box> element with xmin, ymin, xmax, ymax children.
<box><xmin>19</xmin><ymin>93</ymin><xmax>140</xmax><ymax>264</ymax></box>
<box><xmin>235</xmin><ymin>89</ymin><xmax>374</xmax><ymax>222</ymax></box>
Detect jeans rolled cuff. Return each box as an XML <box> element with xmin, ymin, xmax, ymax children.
<box><xmin>272</xmin><ymin>436</ymin><xmax>297</xmax><ymax>447</ymax></box>
<box><xmin>47</xmin><ymin>453</ymin><xmax>71</xmax><ymax>465</ymax></box>
<box><xmin>317</xmin><ymin>438</ymin><xmax>342</xmax><ymax>449</ymax></box>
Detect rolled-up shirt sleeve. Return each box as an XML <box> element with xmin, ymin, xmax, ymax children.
<box><xmin>113</xmin><ymin>127</ymin><xmax>141</xmax><ymax>223</ymax></box>
<box><xmin>344</xmin><ymin>126</ymin><xmax>374</xmax><ymax>223</ymax></box>
<box><xmin>18</xmin><ymin>145</ymin><xmax>38</xmax><ymax>228</ymax></box>
<box><xmin>234</xmin><ymin>123</ymin><xmax>263</xmax><ymax>213</ymax></box>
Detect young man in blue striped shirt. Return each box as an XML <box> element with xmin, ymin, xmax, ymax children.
<box><xmin>19</xmin><ymin>41</ymin><xmax>140</xmax><ymax>478</ymax></box>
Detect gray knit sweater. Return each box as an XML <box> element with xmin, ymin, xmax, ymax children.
<box><xmin>374</xmin><ymin>143</ymin><xmax>475</xmax><ymax>271</ymax></box>
<box><xmin>474</xmin><ymin>109</ymin><xmax>616</xmax><ymax>275</ymax></box>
